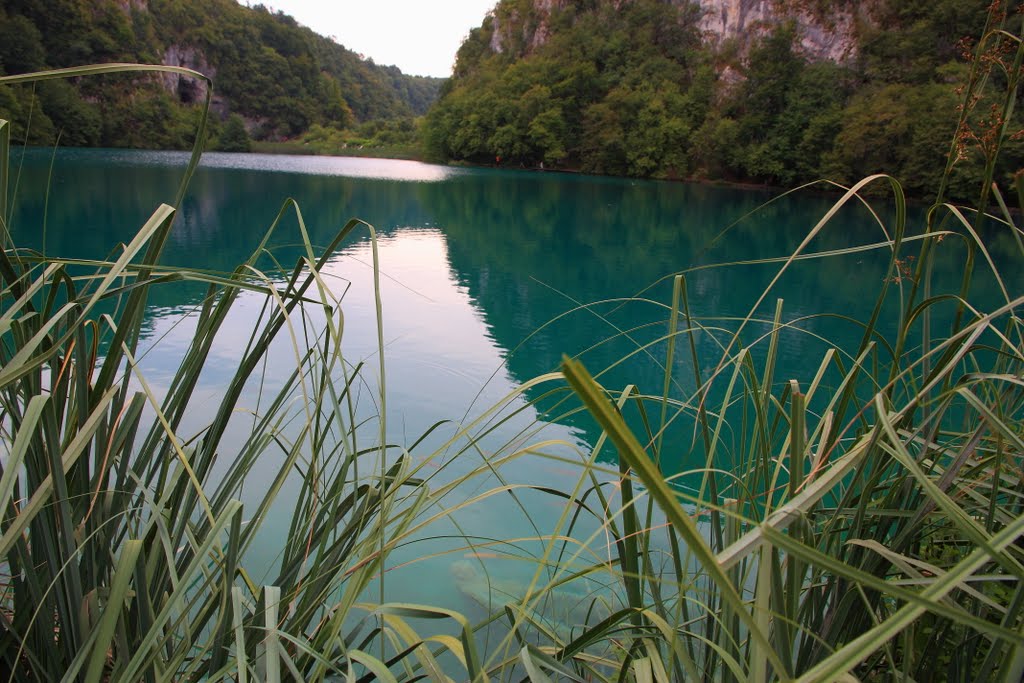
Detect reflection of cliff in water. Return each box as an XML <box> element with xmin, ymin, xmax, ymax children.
<box><xmin>426</xmin><ymin>170</ymin><xmax>1010</xmax><ymax>466</ymax></box>
<box><xmin>12</xmin><ymin>150</ymin><xmax>1010</xmax><ymax>465</ymax></box>
<box><xmin>430</xmin><ymin>173</ymin><xmax>872</xmax><ymax>436</ymax></box>
<box><xmin>10</xmin><ymin>149</ymin><xmax>451</xmax><ymax>314</ymax></box>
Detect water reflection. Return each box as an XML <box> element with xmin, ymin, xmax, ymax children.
<box><xmin>200</xmin><ymin>151</ymin><xmax>466</xmax><ymax>181</ymax></box>
<box><xmin>9</xmin><ymin>148</ymin><xmax>1012</xmax><ymax>639</ymax></box>
<box><xmin>10</xmin><ymin>149</ymin><xmax>1008</xmax><ymax>460</ymax></box>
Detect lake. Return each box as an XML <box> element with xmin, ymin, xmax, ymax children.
<box><xmin>7</xmin><ymin>148</ymin><xmax>1008</xmax><ymax>638</ymax></box>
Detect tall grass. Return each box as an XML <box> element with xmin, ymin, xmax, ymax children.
<box><xmin>487</xmin><ymin>8</ymin><xmax>1024</xmax><ymax>682</ymax></box>
<box><xmin>0</xmin><ymin>65</ymin><xmax>504</xmax><ymax>682</ymax></box>
<box><xmin>1</xmin><ymin>6</ymin><xmax>1022</xmax><ymax>681</ymax></box>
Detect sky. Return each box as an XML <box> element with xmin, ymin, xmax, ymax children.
<box><xmin>244</xmin><ymin>1</ymin><xmax>498</xmax><ymax>78</ymax></box>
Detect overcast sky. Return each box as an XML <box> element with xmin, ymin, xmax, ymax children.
<box><xmin>244</xmin><ymin>1</ymin><xmax>498</xmax><ymax>78</ymax></box>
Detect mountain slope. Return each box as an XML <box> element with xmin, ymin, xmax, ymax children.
<box><xmin>423</xmin><ymin>0</ymin><xmax>1015</xmax><ymax>196</ymax></box>
<box><xmin>0</xmin><ymin>0</ymin><xmax>444</xmax><ymax>148</ymax></box>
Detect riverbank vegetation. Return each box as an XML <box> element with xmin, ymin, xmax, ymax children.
<box><xmin>0</xmin><ymin>0</ymin><xmax>440</xmax><ymax>151</ymax></box>
<box><xmin>423</xmin><ymin>0</ymin><xmax>1023</xmax><ymax>198</ymax></box>
<box><xmin>1</xmin><ymin>5</ymin><xmax>1023</xmax><ymax>682</ymax></box>
<box><xmin>251</xmin><ymin>119</ymin><xmax>423</xmax><ymax>159</ymax></box>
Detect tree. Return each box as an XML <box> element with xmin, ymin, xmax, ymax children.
<box><xmin>216</xmin><ymin>114</ymin><xmax>252</xmax><ymax>152</ymax></box>
<box><xmin>0</xmin><ymin>13</ymin><xmax>46</xmax><ymax>74</ymax></box>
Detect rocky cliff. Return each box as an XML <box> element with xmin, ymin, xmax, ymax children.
<box><xmin>696</xmin><ymin>0</ymin><xmax>865</xmax><ymax>61</ymax></box>
<box><xmin>487</xmin><ymin>0</ymin><xmax>870</xmax><ymax>63</ymax></box>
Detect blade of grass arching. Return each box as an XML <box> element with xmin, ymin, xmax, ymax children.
<box><xmin>378</xmin><ymin>612</ymin><xmax>449</xmax><ymax>681</ymax></box>
<box><xmin>520</xmin><ymin>644</ymin><xmax>589</xmax><ymax>683</ymax></box>
<box><xmin>156</xmin><ymin>289</ymin><xmax>307</xmax><ymax>546</ymax></box>
<box><xmin>0</xmin><ymin>301</ymin><xmax>77</xmax><ymax>389</ymax></box>
<box><xmin>0</xmin><ymin>394</ymin><xmax>46</xmax><ymax>512</ymax></box>
<box><xmin>521</xmin><ymin>645</ymin><xmax>558</xmax><ymax>683</ymax></box>
<box><xmin>717</xmin><ymin>176</ymin><xmax>906</xmax><ymax>379</ymax></box>
<box><xmin>0</xmin><ymin>64</ymin><xmax>210</xmax><ymax>209</ymax></box>
<box><xmin>121</xmin><ymin>345</ymin><xmax>216</xmax><ymax>527</ymax></box>
<box><xmin>0</xmin><ymin>262</ymin><xmax>65</xmax><ymax>335</ymax></box>
<box><xmin>185</xmin><ymin>218</ymin><xmax>362</xmax><ymax>463</ymax></box>
<box><xmin>562</xmin><ymin>356</ymin><xmax>789</xmax><ymax>679</ymax></box>
<box><xmin>943</xmin><ymin>205</ymin><xmax>1014</xmax><ymax>308</ymax></box>
<box><xmin>348</xmin><ymin>650</ymin><xmax>398</xmax><ymax>683</ymax></box>
<box><xmin>118</xmin><ymin>211</ymin><xmax>310</xmax><ymax>450</ymax></box>
<box><xmin>373</xmin><ymin>604</ymin><xmax>487</xmax><ymax>682</ymax></box>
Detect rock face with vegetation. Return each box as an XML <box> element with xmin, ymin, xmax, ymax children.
<box><xmin>423</xmin><ymin>0</ymin><xmax>1018</xmax><ymax>197</ymax></box>
<box><xmin>0</xmin><ymin>0</ymin><xmax>444</xmax><ymax>149</ymax></box>
<box><xmin>695</xmin><ymin>0</ymin><xmax>864</xmax><ymax>61</ymax></box>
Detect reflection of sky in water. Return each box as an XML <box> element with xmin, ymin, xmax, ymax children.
<box><xmin>12</xmin><ymin>149</ymin><xmax>1012</xmax><ymax>652</ymax></box>
<box><xmin>200</xmin><ymin>151</ymin><xmax>467</xmax><ymax>181</ymax></box>
<box><xmin>133</xmin><ymin>226</ymin><xmax>609</xmax><ymax>627</ymax></box>
<box><xmin>34</xmin><ymin>147</ymin><xmax>466</xmax><ymax>182</ymax></box>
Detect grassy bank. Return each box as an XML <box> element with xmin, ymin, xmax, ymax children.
<box><xmin>251</xmin><ymin>139</ymin><xmax>423</xmax><ymax>161</ymax></box>
<box><xmin>1</xmin><ymin>8</ymin><xmax>1023</xmax><ymax>682</ymax></box>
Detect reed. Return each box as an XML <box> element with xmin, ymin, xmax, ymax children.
<box><xmin>0</xmin><ymin>65</ymin><xmax>501</xmax><ymax>682</ymax></box>
<box><xmin>1</xmin><ymin>6</ymin><xmax>1022</xmax><ymax>680</ymax></box>
<box><xmin>493</xmin><ymin>7</ymin><xmax>1024</xmax><ymax>681</ymax></box>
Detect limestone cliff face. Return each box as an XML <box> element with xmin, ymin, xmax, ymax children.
<box><xmin>112</xmin><ymin>0</ymin><xmax>148</xmax><ymax>11</ymax></box>
<box><xmin>487</xmin><ymin>0</ymin><xmax>870</xmax><ymax>63</ymax></box>
<box><xmin>159</xmin><ymin>45</ymin><xmax>228</xmax><ymax>115</ymax></box>
<box><xmin>489</xmin><ymin>0</ymin><xmax>572</xmax><ymax>57</ymax></box>
<box><xmin>697</xmin><ymin>0</ymin><xmax>863</xmax><ymax>62</ymax></box>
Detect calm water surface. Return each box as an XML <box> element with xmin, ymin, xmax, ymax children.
<box><xmin>8</xmin><ymin>148</ymin><xmax>1008</xmax><ymax>629</ymax></box>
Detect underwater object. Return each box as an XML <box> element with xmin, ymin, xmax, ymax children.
<box><xmin>449</xmin><ymin>560</ymin><xmax>613</xmax><ymax>634</ymax></box>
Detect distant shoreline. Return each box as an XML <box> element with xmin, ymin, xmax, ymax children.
<box><xmin>251</xmin><ymin>143</ymin><xmax>794</xmax><ymax>194</ymax></box>
<box><xmin>34</xmin><ymin>141</ymin><xmax>915</xmax><ymax>201</ymax></box>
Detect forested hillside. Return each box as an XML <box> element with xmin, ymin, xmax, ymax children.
<box><xmin>423</xmin><ymin>0</ymin><xmax>1022</xmax><ymax>196</ymax></box>
<box><xmin>0</xmin><ymin>0</ymin><xmax>444</xmax><ymax>150</ymax></box>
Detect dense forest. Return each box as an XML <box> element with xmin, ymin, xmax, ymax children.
<box><xmin>0</xmin><ymin>0</ymin><xmax>443</xmax><ymax>150</ymax></box>
<box><xmin>423</xmin><ymin>0</ymin><xmax>1023</xmax><ymax>197</ymax></box>
<box><xmin>1</xmin><ymin>0</ymin><xmax>1020</xmax><ymax>196</ymax></box>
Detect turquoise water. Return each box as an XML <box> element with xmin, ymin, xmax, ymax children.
<box><xmin>7</xmin><ymin>148</ymin><xmax>1010</xmax><ymax>639</ymax></box>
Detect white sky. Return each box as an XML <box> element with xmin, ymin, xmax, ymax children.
<box><xmin>245</xmin><ymin>1</ymin><xmax>498</xmax><ymax>77</ymax></box>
